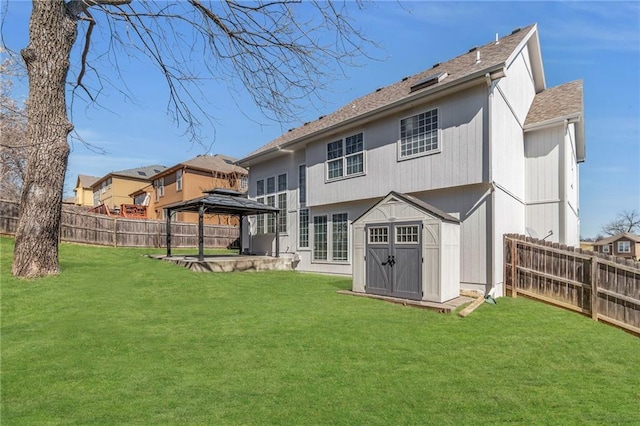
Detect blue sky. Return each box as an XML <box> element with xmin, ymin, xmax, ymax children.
<box><xmin>2</xmin><ymin>1</ymin><xmax>639</xmax><ymax>238</ymax></box>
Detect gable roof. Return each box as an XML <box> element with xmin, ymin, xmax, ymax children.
<box><xmin>354</xmin><ymin>191</ymin><xmax>460</xmax><ymax>224</ymax></box>
<box><xmin>152</xmin><ymin>154</ymin><xmax>247</xmax><ymax>179</ymax></box>
<box><xmin>593</xmin><ymin>232</ymin><xmax>640</xmax><ymax>246</ymax></box>
<box><xmin>524</xmin><ymin>79</ymin><xmax>585</xmax><ymax>161</ymax></box>
<box><xmin>239</xmin><ymin>24</ymin><xmax>540</xmax><ymax>166</ymax></box>
<box><xmin>76</xmin><ymin>174</ymin><xmax>99</xmax><ymax>189</ymax></box>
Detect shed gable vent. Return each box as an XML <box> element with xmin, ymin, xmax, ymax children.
<box><xmin>410</xmin><ymin>72</ymin><xmax>448</xmax><ymax>92</ymax></box>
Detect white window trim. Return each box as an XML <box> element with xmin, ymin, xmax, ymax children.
<box><xmin>298</xmin><ymin>208</ymin><xmax>310</xmax><ymax>250</ymax></box>
<box><xmin>617</xmin><ymin>241</ymin><xmax>631</xmax><ymax>253</ymax></box>
<box><xmin>298</xmin><ymin>163</ymin><xmax>307</xmax><ymax>207</ymax></box>
<box><xmin>324</xmin><ymin>131</ymin><xmax>366</xmax><ymax>183</ymax></box>
<box><xmin>602</xmin><ymin>245</ymin><xmax>610</xmax><ymax>253</ymax></box>
<box><xmin>253</xmin><ymin>174</ymin><xmax>288</xmax><ymax>235</ymax></box>
<box><xmin>310</xmin><ymin>212</ymin><xmax>350</xmax><ymax>264</ymax></box>
<box><xmin>397</xmin><ymin>107</ymin><xmax>442</xmax><ymax>162</ymax></box>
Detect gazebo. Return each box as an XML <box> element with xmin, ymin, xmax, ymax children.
<box><xmin>164</xmin><ymin>189</ymin><xmax>279</xmax><ymax>261</ymax></box>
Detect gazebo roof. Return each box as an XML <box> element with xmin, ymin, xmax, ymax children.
<box><xmin>165</xmin><ymin>188</ymin><xmax>278</xmax><ymax>216</ymax></box>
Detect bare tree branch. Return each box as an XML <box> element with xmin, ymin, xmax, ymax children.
<box><xmin>601</xmin><ymin>210</ymin><xmax>640</xmax><ymax>236</ymax></box>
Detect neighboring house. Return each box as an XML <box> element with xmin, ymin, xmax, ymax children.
<box><xmin>238</xmin><ymin>24</ymin><xmax>585</xmax><ymax>296</ymax></box>
<box><xmin>144</xmin><ymin>154</ymin><xmax>248</xmax><ymax>224</ymax></box>
<box><xmin>91</xmin><ymin>165</ymin><xmax>167</xmax><ymax>211</ymax></box>
<box><xmin>593</xmin><ymin>233</ymin><xmax>640</xmax><ymax>260</ymax></box>
<box><xmin>73</xmin><ymin>174</ymin><xmax>99</xmax><ymax>207</ymax></box>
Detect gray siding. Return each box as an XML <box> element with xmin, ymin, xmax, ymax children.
<box><xmin>305</xmin><ymin>85</ymin><xmax>488</xmax><ymax>207</ymax></box>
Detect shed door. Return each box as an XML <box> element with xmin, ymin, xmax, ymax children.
<box><xmin>365</xmin><ymin>222</ymin><xmax>422</xmax><ymax>300</ymax></box>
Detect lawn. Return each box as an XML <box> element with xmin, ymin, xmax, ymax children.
<box><xmin>1</xmin><ymin>237</ymin><xmax>639</xmax><ymax>425</ymax></box>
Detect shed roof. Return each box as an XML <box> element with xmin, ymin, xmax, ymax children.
<box><xmin>239</xmin><ymin>24</ymin><xmax>538</xmax><ymax>165</ymax></box>
<box><xmin>354</xmin><ymin>191</ymin><xmax>460</xmax><ymax>224</ymax></box>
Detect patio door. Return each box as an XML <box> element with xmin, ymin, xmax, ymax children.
<box><xmin>365</xmin><ymin>222</ymin><xmax>422</xmax><ymax>300</ymax></box>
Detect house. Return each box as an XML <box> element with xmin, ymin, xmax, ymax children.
<box><xmin>593</xmin><ymin>233</ymin><xmax>640</xmax><ymax>260</ymax></box>
<box><xmin>143</xmin><ymin>154</ymin><xmax>248</xmax><ymax>224</ymax></box>
<box><xmin>91</xmin><ymin>165</ymin><xmax>167</xmax><ymax>211</ymax></box>
<box><xmin>237</xmin><ymin>24</ymin><xmax>585</xmax><ymax>296</ymax></box>
<box><xmin>73</xmin><ymin>174</ymin><xmax>99</xmax><ymax>207</ymax></box>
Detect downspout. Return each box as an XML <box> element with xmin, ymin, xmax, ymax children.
<box><xmin>486</xmin><ymin>73</ymin><xmax>495</xmax><ymax>292</ymax></box>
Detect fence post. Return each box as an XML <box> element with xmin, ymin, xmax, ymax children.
<box><xmin>590</xmin><ymin>256</ymin><xmax>599</xmax><ymax>321</ymax></box>
<box><xmin>511</xmin><ymin>236</ymin><xmax>518</xmax><ymax>298</ymax></box>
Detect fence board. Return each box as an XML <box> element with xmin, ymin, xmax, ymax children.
<box><xmin>0</xmin><ymin>199</ymin><xmax>238</xmax><ymax>249</ymax></box>
<box><xmin>504</xmin><ymin>234</ymin><xmax>640</xmax><ymax>336</ymax></box>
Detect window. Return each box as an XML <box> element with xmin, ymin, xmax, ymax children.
<box><xmin>313</xmin><ymin>216</ymin><xmax>328</xmax><ymax>260</ymax></box>
<box><xmin>266</xmin><ymin>195</ymin><xmax>276</xmax><ymax>234</ymax></box>
<box><xmin>254</xmin><ymin>174</ymin><xmax>287</xmax><ymax>234</ymax></box>
<box><xmin>332</xmin><ymin>213</ymin><xmax>348</xmax><ymax>261</ymax></box>
<box><xmin>256</xmin><ymin>197</ymin><xmax>265</xmax><ymax>234</ymax></box>
<box><xmin>299</xmin><ymin>209</ymin><xmax>309</xmax><ymax>248</ymax></box>
<box><xmin>267</xmin><ymin>177</ymin><xmax>275</xmax><ymax>194</ymax></box>
<box><xmin>240</xmin><ymin>175</ymin><xmax>248</xmax><ymax>191</ymax></box>
<box><xmin>299</xmin><ymin>164</ymin><xmax>306</xmax><ymax>205</ymax></box>
<box><xmin>326</xmin><ymin>132</ymin><xmax>364</xmax><ymax>180</ymax></box>
<box><xmin>400</xmin><ymin>108</ymin><xmax>439</xmax><ymax>159</ymax></box>
<box><xmin>278</xmin><ymin>193</ymin><xmax>287</xmax><ymax>233</ymax></box>
<box><xmin>93</xmin><ymin>191</ymin><xmax>100</xmax><ymax>206</ymax></box>
<box><xmin>602</xmin><ymin>245</ymin><xmax>610</xmax><ymax>253</ymax></box>
<box><xmin>176</xmin><ymin>170</ymin><xmax>183</xmax><ymax>191</ymax></box>
<box><xmin>154</xmin><ymin>177</ymin><xmax>164</xmax><ymax>201</ymax></box>
<box><xmin>278</xmin><ymin>174</ymin><xmax>287</xmax><ymax>191</ymax></box>
<box><xmin>396</xmin><ymin>225</ymin><xmax>419</xmax><ymax>243</ymax></box>
<box><xmin>368</xmin><ymin>227</ymin><xmax>389</xmax><ymax>244</ymax></box>
<box><xmin>618</xmin><ymin>241</ymin><xmax>631</xmax><ymax>253</ymax></box>
<box><xmin>101</xmin><ymin>180</ymin><xmax>107</xmax><ymax>194</ymax></box>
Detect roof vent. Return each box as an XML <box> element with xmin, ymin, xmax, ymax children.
<box><xmin>318</xmin><ymin>115</ymin><xmax>325</xmax><ymax>120</ymax></box>
<box><xmin>224</xmin><ymin>159</ymin><xmax>233</xmax><ymax>165</ymax></box>
<box><xmin>468</xmin><ymin>46</ymin><xmax>478</xmax><ymax>53</ymax></box>
<box><xmin>138</xmin><ymin>171</ymin><xmax>146</xmax><ymax>176</ymax></box>
<box><xmin>495</xmin><ymin>33</ymin><xmax>499</xmax><ymax>44</ymax></box>
<box><xmin>154</xmin><ymin>169</ymin><xmax>161</xmax><ymax>173</ymax></box>
<box><xmin>475</xmin><ymin>50</ymin><xmax>481</xmax><ymax>64</ymax></box>
<box><xmin>432</xmin><ymin>62</ymin><xmax>440</xmax><ymax>68</ymax></box>
<box><xmin>410</xmin><ymin>72</ymin><xmax>448</xmax><ymax>92</ymax></box>
<box><xmin>402</xmin><ymin>76</ymin><xmax>409</xmax><ymax>81</ymax></box>
<box><xmin>303</xmin><ymin>122</ymin><xmax>309</xmax><ymax>126</ymax></box>
<box><xmin>376</xmin><ymin>87</ymin><xmax>382</xmax><ymax>92</ymax></box>
<box><xmin>511</xmin><ymin>27</ymin><xmax>522</xmax><ymax>35</ymax></box>
<box><xmin>288</xmin><ymin>128</ymin><xmax>294</xmax><ymax>132</ymax></box>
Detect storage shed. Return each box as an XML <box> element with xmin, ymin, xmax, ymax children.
<box><xmin>352</xmin><ymin>192</ymin><xmax>461</xmax><ymax>303</ymax></box>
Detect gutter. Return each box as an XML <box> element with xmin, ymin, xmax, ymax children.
<box><xmin>239</xmin><ymin>64</ymin><xmax>508</xmax><ymax>167</ymax></box>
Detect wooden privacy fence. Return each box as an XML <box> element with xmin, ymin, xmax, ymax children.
<box><xmin>0</xmin><ymin>199</ymin><xmax>239</xmax><ymax>248</ymax></box>
<box><xmin>504</xmin><ymin>234</ymin><xmax>640</xmax><ymax>335</ymax></box>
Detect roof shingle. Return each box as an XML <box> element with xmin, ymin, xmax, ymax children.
<box><xmin>525</xmin><ymin>80</ymin><xmax>583</xmax><ymax>126</ymax></box>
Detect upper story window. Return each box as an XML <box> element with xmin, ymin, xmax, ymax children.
<box><xmin>299</xmin><ymin>164</ymin><xmax>306</xmax><ymax>205</ymax></box>
<box><xmin>602</xmin><ymin>245</ymin><xmax>610</xmax><ymax>253</ymax></box>
<box><xmin>326</xmin><ymin>132</ymin><xmax>364</xmax><ymax>181</ymax></box>
<box><xmin>254</xmin><ymin>173</ymin><xmax>287</xmax><ymax>234</ymax></box>
<box><xmin>176</xmin><ymin>170</ymin><xmax>183</xmax><ymax>191</ymax></box>
<box><xmin>154</xmin><ymin>177</ymin><xmax>164</xmax><ymax>201</ymax></box>
<box><xmin>240</xmin><ymin>175</ymin><xmax>248</xmax><ymax>191</ymax></box>
<box><xmin>399</xmin><ymin>108</ymin><xmax>439</xmax><ymax>159</ymax></box>
<box><xmin>618</xmin><ymin>241</ymin><xmax>631</xmax><ymax>253</ymax></box>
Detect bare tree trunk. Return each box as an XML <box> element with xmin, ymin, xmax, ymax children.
<box><xmin>12</xmin><ymin>1</ymin><xmax>77</xmax><ymax>277</ymax></box>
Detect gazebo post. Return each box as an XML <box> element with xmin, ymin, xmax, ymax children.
<box><xmin>198</xmin><ymin>205</ymin><xmax>205</xmax><ymax>261</ymax></box>
<box><xmin>275</xmin><ymin>211</ymin><xmax>280</xmax><ymax>258</ymax></box>
<box><xmin>166</xmin><ymin>208</ymin><xmax>172</xmax><ymax>258</ymax></box>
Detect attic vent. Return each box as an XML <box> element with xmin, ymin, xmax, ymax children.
<box><xmin>432</xmin><ymin>62</ymin><xmax>440</xmax><ymax>68</ymax></box>
<box><xmin>511</xmin><ymin>27</ymin><xmax>522</xmax><ymax>35</ymax></box>
<box><xmin>138</xmin><ymin>171</ymin><xmax>146</xmax><ymax>176</ymax></box>
<box><xmin>402</xmin><ymin>76</ymin><xmax>409</xmax><ymax>81</ymax></box>
<box><xmin>153</xmin><ymin>169</ymin><xmax>161</xmax><ymax>173</ymax></box>
<box><xmin>318</xmin><ymin>115</ymin><xmax>325</xmax><ymax>120</ymax></box>
<box><xmin>410</xmin><ymin>72</ymin><xmax>448</xmax><ymax>92</ymax></box>
<box><xmin>288</xmin><ymin>128</ymin><xmax>294</xmax><ymax>132</ymax></box>
<box><xmin>468</xmin><ymin>46</ymin><xmax>478</xmax><ymax>52</ymax></box>
<box><xmin>303</xmin><ymin>122</ymin><xmax>309</xmax><ymax>126</ymax></box>
<box><xmin>224</xmin><ymin>159</ymin><xmax>233</xmax><ymax>164</ymax></box>
<box><xmin>376</xmin><ymin>87</ymin><xmax>382</xmax><ymax>92</ymax></box>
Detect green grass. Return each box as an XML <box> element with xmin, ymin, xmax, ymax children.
<box><xmin>1</xmin><ymin>237</ymin><xmax>639</xmax><ymax>425</ymax></box>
